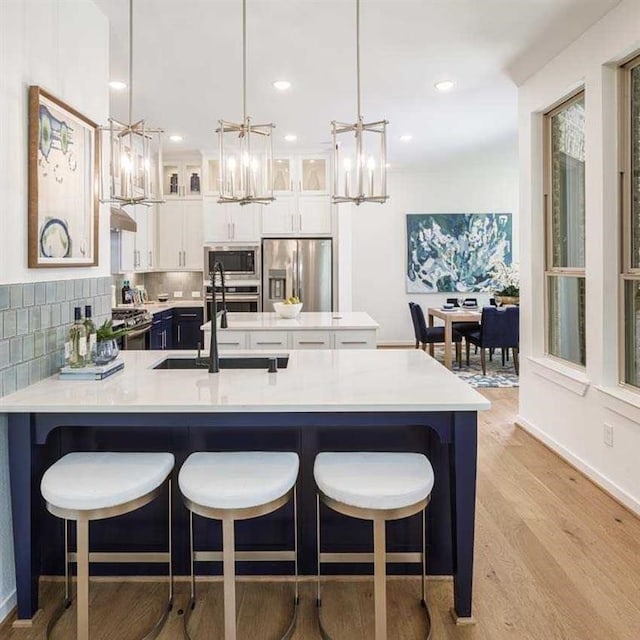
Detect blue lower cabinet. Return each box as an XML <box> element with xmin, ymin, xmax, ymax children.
<box><xmin>150</xmin><ymin>311</ymin><xmax>174</xmax><ymax>350</ymax></box>
<box><xmin>150</xmin><ymin>319</ymin><xmax>163</xmax><ymax>349</ymax></box>
<box><xmin>174</xmin><ymin>307</ymin><xmax>204</xmax><ymax>350</ymax></box>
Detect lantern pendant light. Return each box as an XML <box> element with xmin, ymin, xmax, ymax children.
<box><xmin>100</xmin><ymin>0</ymin><xmax>164</xmax><ymax>206</ymax></box>
<box><xmin>217</xmin><ymin>0</ymin><xmax>275</xmax><ymax>206</ymax></box>
<box><xmin>331</xmin><ymin>0</ymin><xmax>388</xmax><ymax>205</ymax></box>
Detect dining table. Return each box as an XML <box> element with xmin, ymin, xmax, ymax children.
<box><xmin>428</xmin><ymin>307</ymin><xmax>482</xmax><ymax>369</ymax></box>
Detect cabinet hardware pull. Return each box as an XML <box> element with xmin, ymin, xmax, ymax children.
<box><xmin>181</xmin><ymin>314</ymin><xmax>198</xmax><ymax>318</ymax></box>
<box><xmin>178</xmin><ymin>326</ymin><xmax>181</xmax><ymax>342</ymax></box>
<box><xmin>256</xmin><ymin>341</ymin><xmax>284</xmax><ymax>345</ymax></box>
<box><xmin>298</xmin><ymin>341</ymin><xmax>325</xmax><ymax>345</ymax></box>
<box><xmin>340</xmin><ymin>341</ymin><xmax>368</xmax><ymax>345</ymax></box>
<box><xmin>220</xmin><ymin>342</ymin><xmax>241</xmax><ymax>346</ymax></box>
<box><xmin>149</xmin><ymin>251</ymin><xmax>152</xmax><ymax>267</ymax></box>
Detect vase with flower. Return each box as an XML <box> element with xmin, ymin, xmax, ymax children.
<box><xmin>490</xmin><ymin>262</ymin><xmax>520</xmax><ymax>306</ymax></box>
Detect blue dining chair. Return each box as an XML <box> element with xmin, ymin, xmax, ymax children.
<box><xmin>465</xmin><ymin>306</ymin><xmax>519</xmax><ymax>375</ymax></box>
<box><xmin>409</xmin><ymin>302</ymin><xmax>462</xmax><ymax>366</ymax></box>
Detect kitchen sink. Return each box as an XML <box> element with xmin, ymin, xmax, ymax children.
<box><xmin>153</xmin><ymin>356</ymin><xmax>289</xmax><ymax>370</ymax></box>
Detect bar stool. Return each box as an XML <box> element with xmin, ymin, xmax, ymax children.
<box><xmin>179</xmin><ymin>451</ymin><xmax>300</xmax><ymax>640</ymax></box>
<box><xmin>314</xmin><ymin>452</ymin><xmax>434</xmax><ymax>640</ymax></box>
<box><xmin>40</xmin><ymin>451</ymin><xmax>175</xmax><ymax>640</ymax></box>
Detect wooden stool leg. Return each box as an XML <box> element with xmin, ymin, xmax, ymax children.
<box><xmin>222</xmin><ymin>518</ymin><xmax>237</xmax><ymax>640</ymax></box>
<box><xmin>373</xmin><ymin>518</ymin><xmax>387</xmax><ymax>640</ymax></box>
<box><xmin>76</xmin><ymin>518</ymin><xmax>90</xmax><ymax>640</ymax></box>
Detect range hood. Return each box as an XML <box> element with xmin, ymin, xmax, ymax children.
<box><xmin>110</xmin><ymin>206</ymin><xmax>137</xmax><ymax>233</ymax></box>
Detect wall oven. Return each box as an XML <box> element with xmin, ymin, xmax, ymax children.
<box><xmin>204</xmin><ymin>283</ymin><xmax>261</xmax><ymax>322</ymax></box>
<box><xmin>204</xmin><ymin>244</ymin><xmax>259</xmax><ymax>279</ymax></box>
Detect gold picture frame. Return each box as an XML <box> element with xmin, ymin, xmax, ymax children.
<box><xmin>28</xmin><ymin>86</ymin><xmax>99</xmax><ymax>268</ymax></box>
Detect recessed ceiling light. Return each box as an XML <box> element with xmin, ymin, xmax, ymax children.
<box><xmin>273</xmin><ymin>80</ymin><xmax>292</xmax><ymax>91</ymax></box>
<box><xmin>434</xmin><ymin>80</ymin><xmax>455</xmax><ymax>92</ymax></box>
<box><xmin>399</xmin><ymin>134</ymin><xmax>413</xmax><ymax>142</ymax></box>
<box><xmin>284</xmin><ymin>134</ymin><xmax>297</xmax><ymax>142</ymax></box>
<box><xmin>109</xmin><ymin>81</ymin><xmax>127</xmax><ymax>90</ymax></box>
<box><xmin>169</xmin><ymin>135</ymin><xmax>183</xmax><ymax>142</ymax></box>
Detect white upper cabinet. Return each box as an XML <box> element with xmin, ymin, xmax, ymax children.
<box><xmin>298</xmin><ymin>197</ymin><xmax>332</xmax><ymax>234</ymax></box>
<box><xmin>272</xmin><ymin>158</ymin><xmax>293</xmax><ymax>194</ymax></box>
<box><xmin>203</xmin><ymin>156</ymin><xmax>221</xmax><ymax>196</ymax></box>
<box><xmin>261</xmin><ymin>153</ymin><xmax>332</xmax><ymax>236</ymax></box>
<box><xmin>261</xmin><ymin>198</ymin><xmax>297</xmax><ymax>235</ymax></box>
<box><xmin>203</xmin><ymin>201</ymin><xmax>261</xmax><ymax>243</ymax></box>
<box><xmin>111</xmin><ymin>205</ymin><xmax>157</xmax><ymax>273</ymax></box>
<box><xmin>156</xmin><ymin>200</ymin><xmax>203</xmax><ymax>270</ymax></box>
<box><xmin>299</xmin><ymin>157</ymin><xmax>329</xmax><ymax>194</ymax></box>
<box><xmin>163</xmin><ymin>158</ymin><xmax>203</xmax><ymax>199</ymax></box>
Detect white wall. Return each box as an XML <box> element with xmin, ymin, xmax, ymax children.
<box><xmin>0</xmin><ymin>0</ymin><xmax>109</xmax><ymax>622</ymax></box>
<box><xmin>518</xmin><ymin>0</ymin><xmax>640</xmax><ymax>513</ymax></box>
<box><xmin>0</xmin><ymin>0</ymin><xmax>110</xmax><ymax>286</ymax></box>
<box><xmin>351</xmin><ymin>160</ymin><xmax>519</xmax><ymax>345</ymax></box>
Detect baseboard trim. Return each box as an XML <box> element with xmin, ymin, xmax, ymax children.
<box><xmin>515</xmin><ymin>414</ymin><xmax>640</xmax><ymax>516</ymax></box>
<box><xmin>0</xmin><ymin>590</ymin><xmax>16</xmax><ymax>627</ymax></box>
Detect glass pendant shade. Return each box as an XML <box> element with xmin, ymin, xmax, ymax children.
<box><xmin>330</xmin><ymin>0</ymin><xmax>389</xmax><ymax>206</ymax></box>
<box><xmin>101</xmin><ymin>118</ymin><xmax>164</xmax><ymax>205</ymax></box>
<box><xmin>217</xmin><ymin>117</ymin><xmax>274</xmax><ymax>205</ymax></box>
<box><xmin>99</xmin><ymin>0</ymin><xmax>164</xmax><ymax>206</ymax></box>
<box><xmin>332</xmin><ymin>117</ymin><xmax>388</xmax><ymax>204</ymax></box>
<box><xmin>217</xmin><ymin>0</ymin><xmax>275</xmax><ymax>206</ymax></box>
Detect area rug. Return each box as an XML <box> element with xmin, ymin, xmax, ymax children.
<box><xmin>429</xmin><ymin>346</ymin><xmax>519</xmax><ymax>388</ymax></box>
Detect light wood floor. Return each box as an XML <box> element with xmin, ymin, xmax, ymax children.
<box><xmin>2</xmin><ymin>388</ymin><xmax>640</xmax><ymax>639</ymax></box>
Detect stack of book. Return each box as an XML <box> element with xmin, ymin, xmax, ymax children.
<box><xmin>59</xmin><ymin>359</ymin><xmax>124</xmax><ymax>381</ymax></box>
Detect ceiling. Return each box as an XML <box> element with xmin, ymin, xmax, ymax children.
<box><xmin>94</xmin><ymin>0</ymin><xmax>620</xmax><ymax>169</ymax></box>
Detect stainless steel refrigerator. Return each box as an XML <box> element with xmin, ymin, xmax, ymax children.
<box><xmin>262</xmin><ymin>239</ymin><xmax>332</xmax><ymax>312</ymax></box>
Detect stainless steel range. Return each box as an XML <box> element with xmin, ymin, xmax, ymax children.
<box><xmin>111</xmin><ymin>308</ymin><xmax>152</xmax><ymax>350</ymax></box>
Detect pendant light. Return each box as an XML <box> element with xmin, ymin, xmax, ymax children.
<box><xmin>217</xmin><ymin>0</ymin><xmax>275</xmax><ymax>206</ymax></box>
<box><xmin>331</xmin><ymin>0</ymin><xmax>388</xmax><ymax>205</ymax></box>
<box><xmin>100</xmin><ymin>0</ymin><xmax>164</xmax><ymax>206</ymax></box>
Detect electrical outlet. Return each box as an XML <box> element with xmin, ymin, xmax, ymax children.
<box><xmin>173</xmin><ymin>291</ymin><xmax>183</xmax><ymax>298</ymax></box>
<box><xmin>191</xmin><ymin>291</ymin><xmax>201</xmax><ymax>298</ymax></box>
<box><xmin>603</xmin><ymin>423</ymin><xmax>614</xmax><ymax>447</ymax></box>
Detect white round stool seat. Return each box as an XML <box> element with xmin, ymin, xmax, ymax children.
<box><xmin>41</xmin><ymin>452</ymin><xmax>175</xmax><ymax>512</ymax></box>
<box><xmin>179</xmin><ymin>451</ymin><xmax>299</xmax><ymax>510</ymax></box>
<box><xmin>314</xmin><ymin>452</ymin><xmax>434</xmax><ymax>511</ymax></box>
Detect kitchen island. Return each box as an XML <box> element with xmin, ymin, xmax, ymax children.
<box><xmin>2</xmin><ymin>349</ymin><xmax>489</xmax><ymax>624</ymax></box>
<box><xmin>202</xmin><ymin>311</ymin><xmax>379</xmax><ymax>350</ymax></box>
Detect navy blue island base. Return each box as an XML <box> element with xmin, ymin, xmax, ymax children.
<box><xmin>8</xmin><ymin>407</ymin><xmax>478</xmax><ymax>623</ymax></box>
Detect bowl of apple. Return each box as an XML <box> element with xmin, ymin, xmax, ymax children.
<box><xmin>273</xmin><ymin>297</ymin><xmax>303</xmax><ymax>318</ymax></box>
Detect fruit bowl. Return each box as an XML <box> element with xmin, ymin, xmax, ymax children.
<box><xmin>273</xmin><ymin>302</ymin><xmax>303</xmax><ymax>318</ymax></box>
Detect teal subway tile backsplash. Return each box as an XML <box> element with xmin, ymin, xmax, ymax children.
<box><xmin>0</xmin><ymin>287</ymin><xmax>8</xmax><ymax>311</ymax></box>
<box><xmin>0</xmin><ymin>277</ymin><xmax>111</xmax><ymax>399</ymax></box>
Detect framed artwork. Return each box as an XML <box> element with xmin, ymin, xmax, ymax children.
<box><xmin>406</xmin><ymin>213</ymin><xmax>512</xmax><ymax>293</ymax></box>
<box><xmin>28</xmin><ymin>86</ymin><xmax>99</xmax><ymax>268</ymax></box>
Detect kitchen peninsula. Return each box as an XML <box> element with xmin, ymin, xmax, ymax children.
<box><xmin>202</xmin><ymin>311</ymin><xmax>379</xmax><ymax>350</ymax></box>
<box><xmin>2</xmin><ymin>348</ymin><xmax>489</xmax><ymax>624</ymax></box>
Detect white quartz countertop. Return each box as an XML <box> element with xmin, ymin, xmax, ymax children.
<box><xmin>201</xmin><ymin>312</ymin><xmax>379</xmax><ymax>332</ymax></box>
<box><xmin>0</xmin><ymin>349</ymin><xmax>490</xmax><ymax>414</ymax></box>
<box><xmin>114</xmin><ymin>301</ymin><xmax>205</xmax><ymax>315</ymax></box>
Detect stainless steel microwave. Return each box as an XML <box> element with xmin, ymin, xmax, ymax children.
<box><xmin>203</xmin><ymin>244</ymin><xmax>260</xmax><ymax>279</ymax></box>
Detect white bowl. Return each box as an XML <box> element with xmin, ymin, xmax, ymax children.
<box><xmin>273</xmin><ymin>302</ymin><xmax>303</xmax><ymax>318</ymax></box>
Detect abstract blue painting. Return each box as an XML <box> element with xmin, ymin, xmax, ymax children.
<box><xmin>406</xmin><ymin>213</ymin><xmax>512</xmax><ymax>293</ymax></box>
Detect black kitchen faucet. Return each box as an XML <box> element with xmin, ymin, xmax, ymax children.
<box><xmin>208</xmin><ymin>261</ymin><xmax>228</xmax><ymax>373</ymax></box>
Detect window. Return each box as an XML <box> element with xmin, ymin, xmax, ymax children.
<box><xmin>544</xmin><ymin>92</ymin><xmax>586</xmax><ymax>366</ymax></box>
<box><xmin>622</xmin><ymin>56</ymin><xmax>640</xmax><ymax>387</ymax></box>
